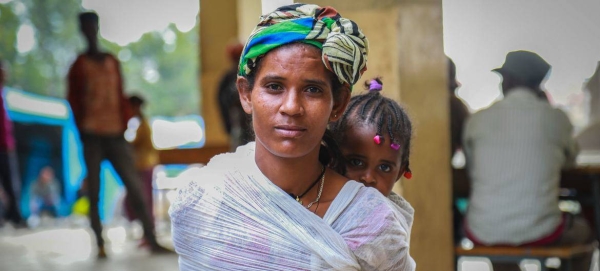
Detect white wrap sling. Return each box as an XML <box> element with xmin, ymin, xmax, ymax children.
<box><xmin>169</xmin><ymin>143</ymin><xmax>415</xmax><ymax>270</ymax></box>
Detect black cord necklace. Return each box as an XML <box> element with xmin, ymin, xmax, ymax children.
<box><xmin>288</xmin><ymin>165</ymin><xmax>326</xmax><ymax>205</ymax></box>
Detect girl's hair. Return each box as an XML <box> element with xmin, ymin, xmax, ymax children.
<box><xmin>240</xmin><ymin>42</ymin><xmax>347</xmax><ymax>174</ymax></box>
<box><xmin>330</xmin><ymin>77</ymin><xmax>413</xmax><ymax>174</ymax></box>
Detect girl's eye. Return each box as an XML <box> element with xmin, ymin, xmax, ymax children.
<box><xmin>348</xmin><ymin>158</ymin><xmax>364</xmax><ymax>167</ymax></box>
<box><xmin>305</xmin><ymin>86</ymin><xmax>322</xmax><ymax>94</ymax></box>
<box><xmin>379</xmin><ymin>164</ymin><xmax>392</xmax><ymax>173</ymax></box>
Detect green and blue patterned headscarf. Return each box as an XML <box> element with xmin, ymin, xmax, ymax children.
<box><xmin>239</xmin><ymin>4</ymin><xmax>369</xmax><ymax>87</ymax></box>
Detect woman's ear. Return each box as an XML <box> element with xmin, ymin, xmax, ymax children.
<box><xmin>237</xmin><ymin>76</ymin><xmax>253</xmax><ymax>114</ymax></box>
<box><xmin>330</xmin><ymin>86</ymin><xmax>351</xmax><ymax>122</ymax></box>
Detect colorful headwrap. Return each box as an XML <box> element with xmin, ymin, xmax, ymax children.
<box><xmin>239</xmin><ymin>4</ymin><xmax>369</xmax><ymax>87</ymax></box>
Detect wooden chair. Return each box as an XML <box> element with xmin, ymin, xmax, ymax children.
<box><xmin>455</xmin><ymin>243</ymin><xmax>596</xmax><ymax>271</ymax></box>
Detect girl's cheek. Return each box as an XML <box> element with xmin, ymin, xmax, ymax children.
<box><xmin>344</xmin><ymin>169</ymin><xmax>360</xmax><ymax>180</ymax></box>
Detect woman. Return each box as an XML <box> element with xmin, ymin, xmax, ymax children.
<box><xmin>170</xmin><ymin>4</ymin><xmax>415</xmax><ymax>270</ymax></box>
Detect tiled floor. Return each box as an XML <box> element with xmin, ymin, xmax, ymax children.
<box><xmin>0</xmin><ymin>216</ymin><xmax>177</xmax><ymax>271</ymax></box>
<box><xmin>4</xmin><ymin>216</ymin><xmax>598</xmax><ymax>271</ymax></box>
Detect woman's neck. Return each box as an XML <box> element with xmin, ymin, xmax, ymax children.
<box><xmin>254</xmin><ymin>143</ymin><xmax>323</xmax><ymax>197</ymax></box>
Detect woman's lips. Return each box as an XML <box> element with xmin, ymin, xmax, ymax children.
<box><xmin>274</xmin><ymin>125</ymin><xmax>307</xmax><ymax>138</ymax></box>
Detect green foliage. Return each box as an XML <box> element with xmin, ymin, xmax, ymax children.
<box><xmin>115</xmin><ymin>24</ymin><xmax>199</xmax><ymax>117</ymax></box>
<box><xmin>0</xmin><ymin>4</ymin><xmax>19</xmax><ymax>62</ymax></box>
<box><xmin>10</xmin><ymin>0</ymin><xmax>83</xmax><ymax>97</ymax></box>
<box><xmin>0</xmin><ymin>1</ymin><xmax>199</xmax><ymax>117</ymax></box>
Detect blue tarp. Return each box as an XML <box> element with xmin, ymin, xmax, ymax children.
<box><xmin>3</xmin><ymin>87</ymin><xmax>206</xmax><ymax>222</ymax></box>
<box><xmin>3</xmin><ymin>87</ymin><xmax>123</xmax><ymax>222</ymax></box>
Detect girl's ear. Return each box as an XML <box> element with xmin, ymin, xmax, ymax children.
<box><xmin>237</xmin><ymin>76</ymin><xmax>253</xmax><ymax>114</ymax></box>
<box><xmin>330</xmin><ymin>86</ymin><xmax>351</xmax><ymax>122</ymax></box>
<box><xmin>397</xmin><ymin>164</ymin><xmax>411</xmax><ymax>181</ymax></box>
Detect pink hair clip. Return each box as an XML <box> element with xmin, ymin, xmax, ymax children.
<box><xmin>369</xmin><ymin>80</ymin><xmax>383</xmax><ymax>92</ymax></box>
<box><xmin>390</xmin><ymin>143</ymin><xmax>400</xmax><ymax>151</ymax></box>
<box><xmin>373</xmin><ymin>134</ymin><xmax>383</xmax><ymax>145</ymax></box>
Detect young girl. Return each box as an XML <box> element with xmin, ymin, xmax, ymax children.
<box><xmin>330</xmin><ymin>77</ymin><xmax>415</xmax><ymax>252</ymax></box>
<box><xmin>331</xmin><ymin>78</ymin><xmax>414</xmax><ymax>197</ymax></box>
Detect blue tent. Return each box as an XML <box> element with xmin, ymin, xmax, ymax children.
<box><xmin>3</xmin><ymin>87</ymin><xmax>124</xmax><ymax>221</ymax></box>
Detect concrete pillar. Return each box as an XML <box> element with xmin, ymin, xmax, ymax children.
<box><xmin>236</xmin><ymin>0</ymin><xmax>262</xmax><ymax>43</ymax></box>
<box><xmin>199</xmin><ymin>0</ymin><xmax>239</xmax><ymax>147</ymax></box>
<box><xmin>306</xmin><ymin>1</ymin><xmax>453</xmax><ymax>269</ymax></box>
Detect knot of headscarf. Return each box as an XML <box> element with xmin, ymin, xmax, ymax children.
<box><xmin>238</xmin><ymin>4</ymin><xmax>369</xmax><ymax>87</ymax></box>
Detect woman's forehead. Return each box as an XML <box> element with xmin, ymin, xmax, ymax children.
<box><xmin>263</xmin><ymin>44</ymin><xmax>322</xmax><ymax>64</ymax></box>
<box><xmin>257</xmin><ymin>44</ymin><xmax>330</xmax><ymax>81</ymax></box>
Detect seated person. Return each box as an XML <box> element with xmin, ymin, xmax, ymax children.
<box><xmin>463</xmin><ymin>51</ymin><xmax>592</xmax><ymax>271</ymax></box>
<box><xmin>447</xmin><ymin>57</ymin><xmax>470</xmax><ymax>244</ymax></box>
<box><xmin>30</xmin><ymin>166</ymin><xmax>62</xmax><ymax>218</ymax></box>
<box><xmin>448</xmin><ymin>57</ymin><xmax>470</xmax><ymax>156</ymax></box>
<box><xmin>576</xmin><ymin>62</ymin><xmax>600</xmax><ymax>150</ymax></box>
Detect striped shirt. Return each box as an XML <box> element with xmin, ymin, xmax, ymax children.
<box><xmin>463</xmin><ymin>87</ymin><xmax>578</xmax><ymax>245</ymax></box>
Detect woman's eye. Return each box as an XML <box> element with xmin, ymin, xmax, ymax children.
<box><xmin>379</xmin><ymin>164</ymin><xmax>392</xmax><ymax>173</ymax></box>
<box><xmin>266</xmin><ymin>84</ymin><xmax>282</xmax><ymax>91</ymax></box>
<box><xmin>348</xmin><ymin>159</ymin><xmax>364</xmax><ymax>167</ymax></box>
<box><xmin>305</xmin><ymin>86</ymin><xmax>322</xmax><ymax>94</ymax></box>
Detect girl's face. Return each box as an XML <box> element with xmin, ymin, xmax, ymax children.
<box><xmin>340</xmin><ymin>123</ymin><xmax>404</xmax><ymax>196</ymax></box>
<box><xmin>238</xmin><ymin>44</ymin><xmax>349</xmax><ymax>160</ymax></box>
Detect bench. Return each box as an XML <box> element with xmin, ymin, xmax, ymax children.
<box><xmin>455</xmin><ymin>243</ymin><xmax>596</xmax><ymax>271</ymax></box>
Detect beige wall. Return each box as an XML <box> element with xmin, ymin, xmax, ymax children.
<box><xmin>237</xmin><ymin>0</ymin><xmax>262</xmax><ymax>43</ymax></box>
<box><xmin>307</xmin><ymin>1</ymin><xmax>453</xmax><ymax>269</ymax></box>
<box><xmin>200</xmin><ymin>0</ymin><xmax>261</xmax><ymax>147</ymax></box>
<box><xmin>199</xmin><ymin>0</ymin><xmax>239</xmax><ymax>147</ymax></box>
<box><xmin>396</xmin><ymin>4</ymin><xmax>453</xmax><ymax>270</ymax></box>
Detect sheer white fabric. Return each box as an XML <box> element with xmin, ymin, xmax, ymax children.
<box><xmin>169</xmin><ymin>142</ymin><xmax>415</xmax><ymax>270</ymax></box>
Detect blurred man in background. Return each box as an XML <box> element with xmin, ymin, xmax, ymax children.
<box><xmin>463</xmin><ymin>50</ymin><xmax>592</xmax><ymax>271</ymax></box>
<box><xmin>67</xmin><ymin>12</ymin><xmax>169</xmax><ymax>258</ymax></box>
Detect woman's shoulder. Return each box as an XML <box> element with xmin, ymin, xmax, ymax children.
<box><xmin>388</xmin><ymin>191</ymin><xmax>415</xmax><ymax>229</ymax></box>
<box><xmin>169</xmin><ymin>143</ymin><xmax>256</xmax><ymax>222</ymax></box>
<box><xmin>332</xmin><ymin>182</ymin><xmax>413</xmax><ymax>233</ymax></box>
<box><xmin>168</xmin><ymin>165</ymin><xmax>218</xmax><ymax>222</ymax></box>
<box><xmin>207</xmin><ymin>142</ymin><xmax>255</xmax><ymax>167</ymax></box>
<box><xmin>332</xmin><ymin>183</ymin><xmax>416</xmax><ymax>270</ymax></box>
<box><xmin>356</xmin><ymin>186</ymin><xmax>413</xmax><ymax>225</ymax></box>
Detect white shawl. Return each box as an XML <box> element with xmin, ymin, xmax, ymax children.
<box><xmin>169</xmin><ymin>143</ymin><xmax>415</xmax><ymax>270</ymax></box>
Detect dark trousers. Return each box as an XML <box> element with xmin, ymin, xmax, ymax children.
<box><xmin>124</xmin><ymin>168</ymin><xmax>154</xmax><ymax>222</ymax></box>
<box><xmin>0</xmin><ymin>150</ymin><xmax>22</xmax><ymax>224</ymax></box>
<box><xmin>81</xmin><ymin>133</ymin><xmax>156</xmax><ymax>248</ymax></box>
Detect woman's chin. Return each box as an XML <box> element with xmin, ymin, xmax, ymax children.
<box><xmin>257</xmin><ymin>140</ymin><xmax>318</xmax><ymax>160</ymax></box>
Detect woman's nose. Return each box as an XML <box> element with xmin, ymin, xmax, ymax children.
<box><xmin>279</xmin><ymin>90</ymin><xmax>304</xmax><ymax>116</ymax></box>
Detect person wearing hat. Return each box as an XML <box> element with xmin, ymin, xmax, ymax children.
<box><xmin>462</xmin><ymin>50</ymin><xmax>592</xmax><ymax>271</ymax></box>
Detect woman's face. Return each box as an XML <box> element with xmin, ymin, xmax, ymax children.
<box><xmin>238</xmin><ymin>44</ymin><xmax>349</xmax><ymax>160</ymax></box>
